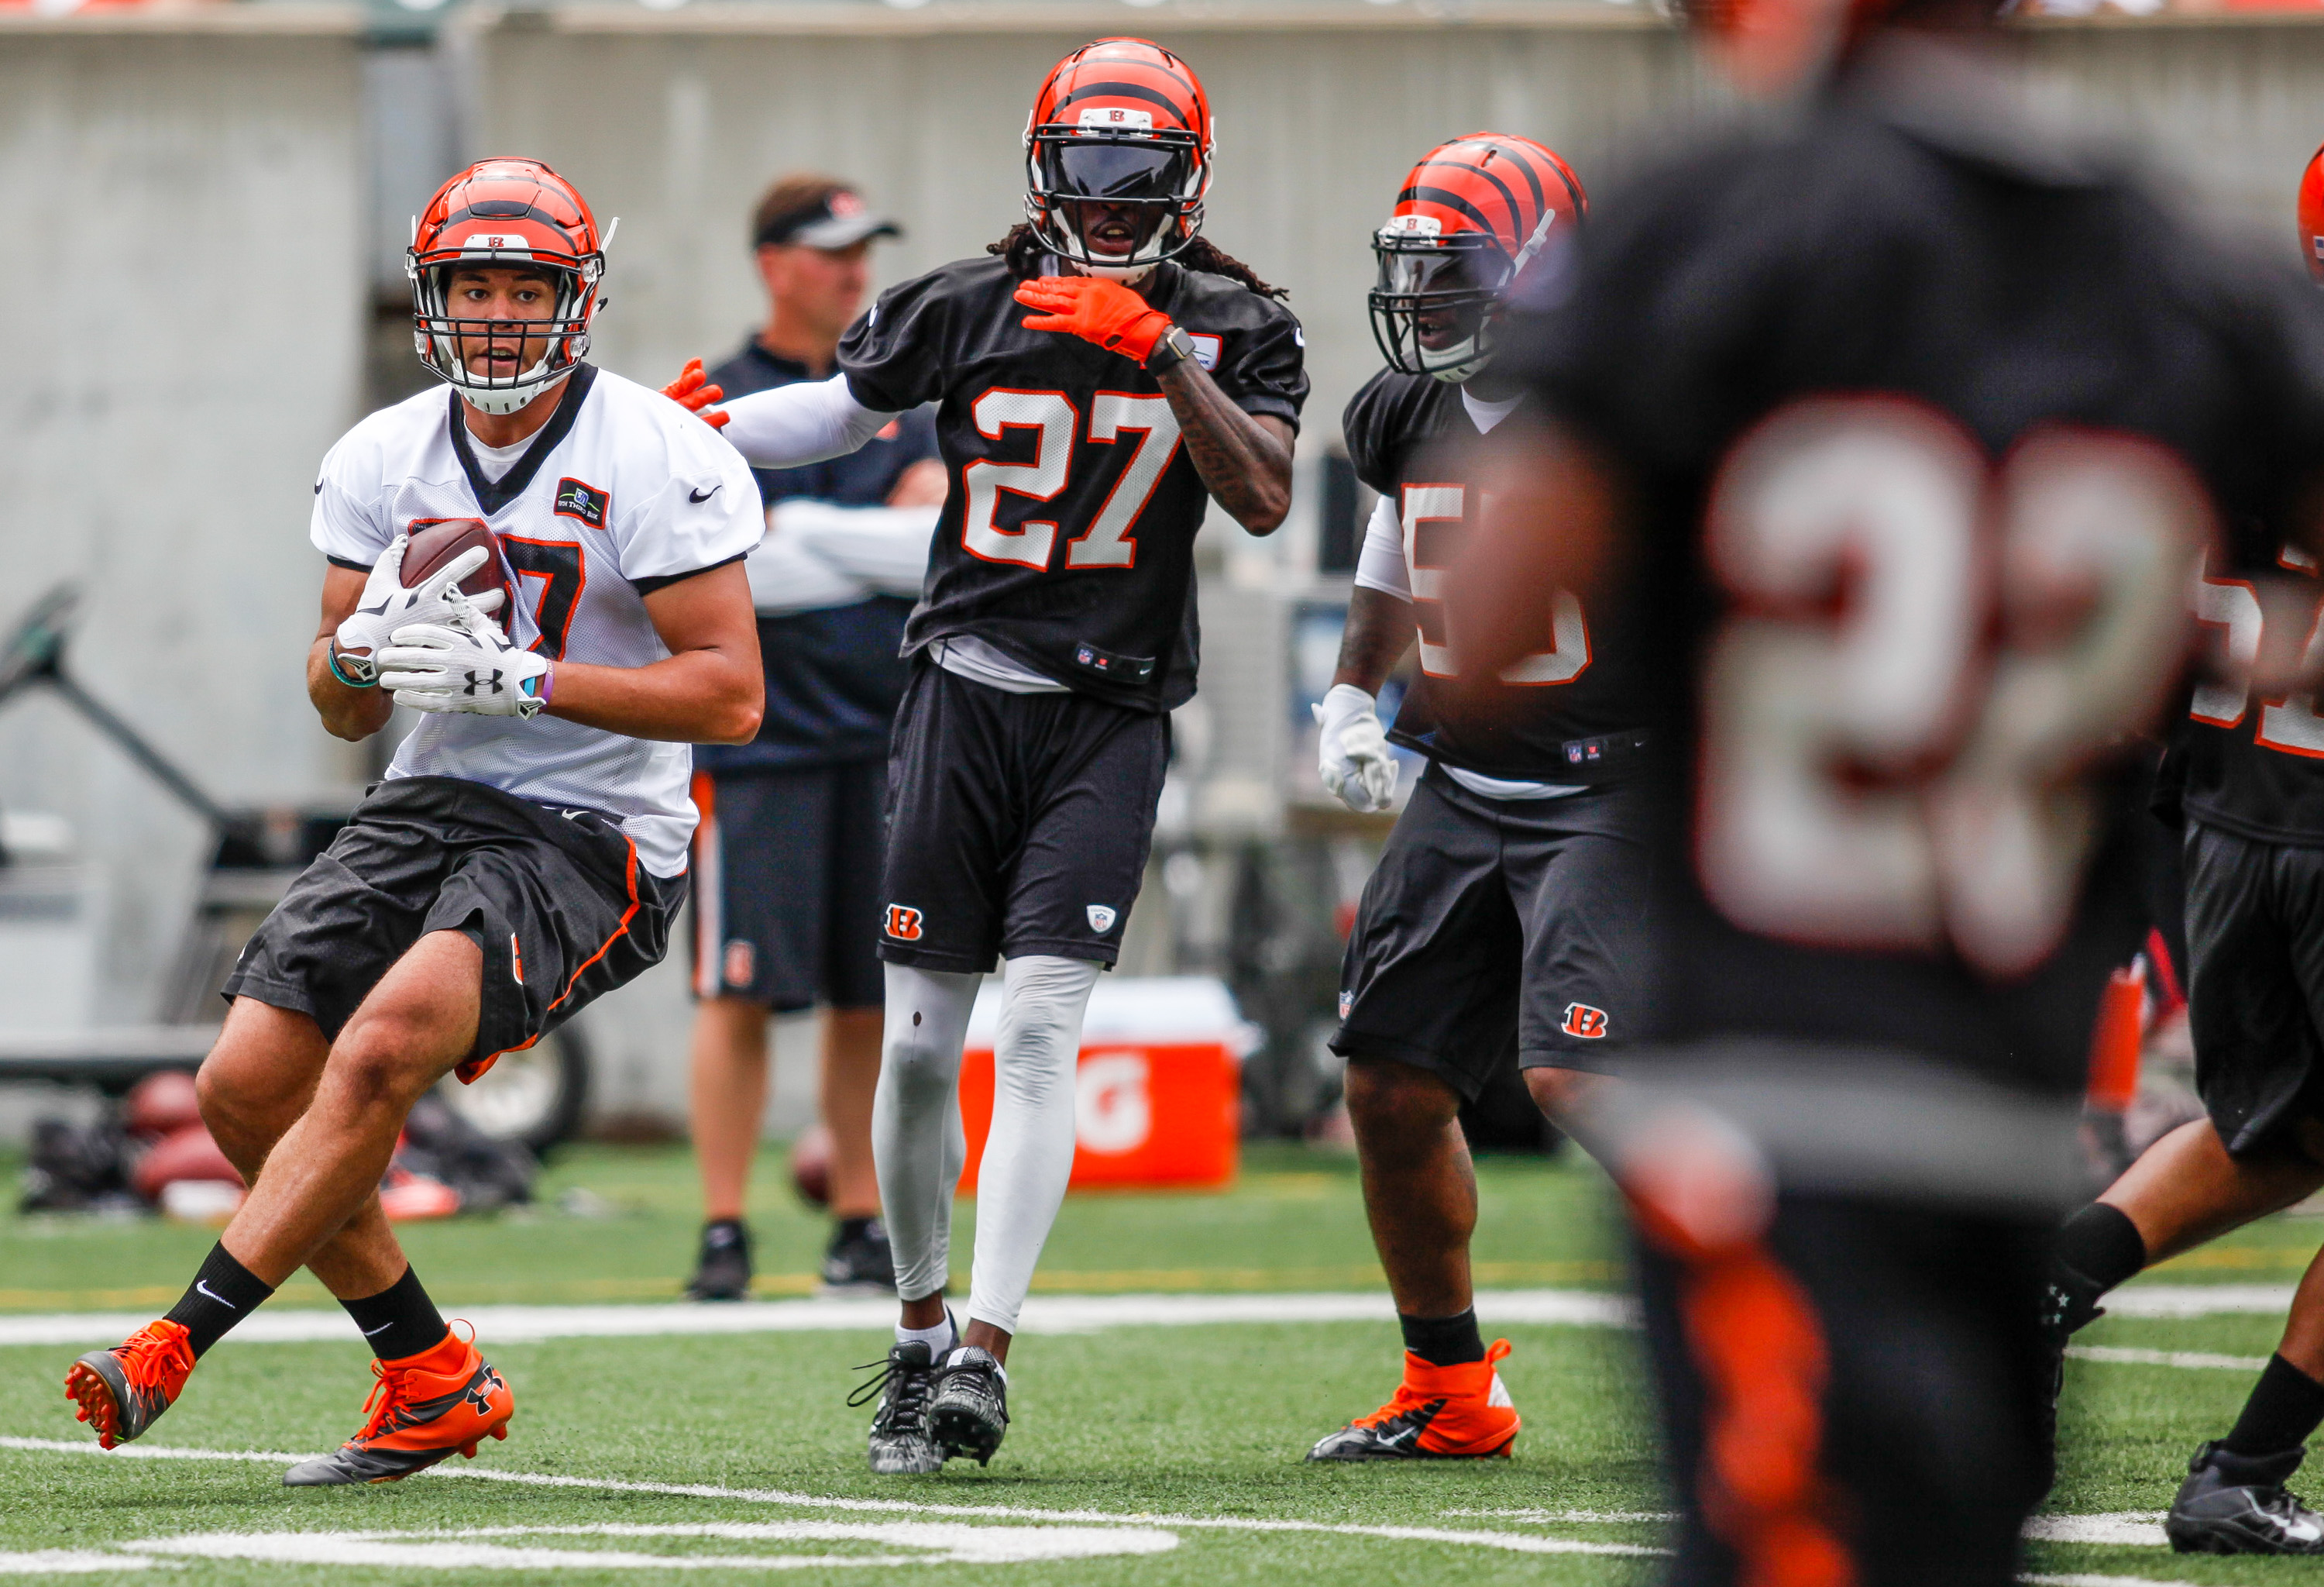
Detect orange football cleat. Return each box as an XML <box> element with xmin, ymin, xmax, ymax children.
<box><xmin>1306</xmin><ymin>1337</ymin><xmax>1521</xmax><ymax>1461</ymax></box>
<box><xmin>65</xmin><ymin>1319</ymin><xmax>197</xmax><ymax>1449</ymax></box>
<box><xmin>281</xmin><ymin>1327</ymin><xmax>514</xmax><ymax>1486</ymax></box>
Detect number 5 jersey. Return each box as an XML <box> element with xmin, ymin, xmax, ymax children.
<box><xmin>309</xmin><ymin>364</ymin><xmax>764</xmax><ymax>876</ymax></box>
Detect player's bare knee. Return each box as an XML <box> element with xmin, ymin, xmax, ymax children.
<box><xmin>326</xmin><ymin>1020</ymin><xmax>445</xmax><ymax>1114</ymax></box>
<box><xmin>1344</xmin><ymin>1059</ymin><xmax>1459</xmax><ymax>1140</ymax></box>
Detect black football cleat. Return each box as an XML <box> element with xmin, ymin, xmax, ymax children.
<box><xmin>2165</xmin><ymin>1442</ymin><xmax>2324</xmax><ymax>1554</ymax></box>
<box><xmin>850</xmin><ymin>1340</ymin><xmax>945</xmax><ymax>1475</ymax></box>
<box><xmin>685</xmin><ymin>1220</ymin><xmax>752</xmax><ymax>1303</ymax></box>
<box><xmin>820</xmin><ymin>1217</ymin><xmax>897</xmax><ymax>1296</ymax></box>
<box><xmin>928</xmin><ymin>1346</ymin><xmax>1009</xmax><ymax>1466</ymax></box>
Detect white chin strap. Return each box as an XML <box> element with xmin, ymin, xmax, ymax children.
<box><xmin>1081</xmin><ymin>260</ymin><xmax>1155</xmax><ymax>285</ymax></box>
<box><xmin>446</xmin><ymin>356</ymin><xmax>570</xmax><ymax>416</ymax></box>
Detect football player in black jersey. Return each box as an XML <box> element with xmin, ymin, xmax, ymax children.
<box><xmin>1305</xmin><ymin>134</ymin><xmax>1650</xmax><ymax>1463</ymax></box>
<box><xmin>2040</xmin><ymin>145</ymin><xmax>2324</xmax><ymax>1556</ymax></box>
<box><xmin>1444</xmin><ymin>8</ymin><xmax>2324</xmax><ymax>1582</ymax></box>
<box><xmin>683</xmin><ymin>38</ymin><xmax>1305</xmax><ymax>1474</ymax></box>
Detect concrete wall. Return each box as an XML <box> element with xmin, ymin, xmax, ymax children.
<box><xmin>0</xmin><ymin>11</ymin><xmax>369</xmax><ymax>1031</ymax></box>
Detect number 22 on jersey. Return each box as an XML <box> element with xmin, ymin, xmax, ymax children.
<box><xmin>1402</xmin><ymin>484</ymin><xmax>1590</xmax><ymax>683</ymax></box>
<box><xmin>960</xmin><ymin>389</ymin><xmax>1182</xmax><ymax>571</ymax></box>
<box><xmin>1698</xmin><ymin>398</ymin><xmax>2206</xmax><ymax>977</ymax></box>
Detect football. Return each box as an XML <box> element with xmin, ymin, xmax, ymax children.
<box><xmin>402</xmin><ymin>517</ymin><xmax>512</xmax><ymax>611</ymax></box>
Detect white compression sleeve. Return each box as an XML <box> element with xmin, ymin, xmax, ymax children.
<box><xmin>1351</xmin><ymin>494</ymin><xmax>1411</xmax><ymax>601</ymax></box>
<box><xmin>965</xmin><ymin>955</ymin><xmax>1101</xmax><ymax>1336</ymax></box>
<box><xmin>718</xmin><ymin>374</ymin><xmax>898</xmax><ymax>470</ymax></box>
<box><xmin>774</xmin><ymin>499</ymin><xmax>937</xmax><ymax>598</ymax></box>
<box><xmin>872</xmin><ymin>963</ymin><xmax>982</xmax><ymax>1303</ymax></box>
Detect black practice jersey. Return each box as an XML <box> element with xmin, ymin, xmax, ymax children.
<box><xmin>840</xmin><ymin>254</ymin><xmax>1308</xmax><ymax>712</ymax></box>
<box><xmin>1503</xmin><ymin>75</ymin><xmax>2324</xmax><ymax>1097</ymax></box>
<box><xmin>1345</xmin><ymin>370</ymin><xmax>1660</xmax><ymax>783</ymax></box>
<box><xmin>2179</xmin><ymin>532</ymin><xmax>2324</xmax><ymax>846</ymax></box>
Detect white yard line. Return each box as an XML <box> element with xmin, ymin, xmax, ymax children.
<box><xmin>2066</xmin><ymin>1345</ymin><xmax>2269</xmax><ymax>1372</ymax></box>
<box><xmin>0</xmin><ymin>1437</ymin><xmax>1659</xmax><ymax>1559</ymax></box>
<box><xmin>2020</xmin><ymin>1576</ymin><xmax>2202</xmax><ymax>1586</ymax></box>
<box><xmin>2023</xmin><ymin>1514</ymin><xmax>2168</xmax><ymax>1547</ymax></box>
<box><xmin>0</xmin><ymin>1289</ymin><xmax>1633</xmax><ymax>1349</ymax></box>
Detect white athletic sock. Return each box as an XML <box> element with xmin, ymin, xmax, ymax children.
<box><xmin>964</xmin><ymin>955</ymin><xmax>1100</xmax><ymax>1337</ymax></box>
<box><xmin>872</xmin><ymin>964</ymin><xmax>981</xmax><ymax>1307</ymax></box>
<box><xmin>896</xmin><ymin>1313</ymin><xmax>956</xmax><ymax>1354</ymax></box>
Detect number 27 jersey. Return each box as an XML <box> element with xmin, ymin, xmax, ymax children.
<box><xmin>839</xmin><ymin>254</ymin><xmax>1308</xmax><ymax>713</ymax></box>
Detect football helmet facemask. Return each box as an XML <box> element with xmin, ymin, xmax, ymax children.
<box><xmin>409</xmin><ymin>157</ymin><xmax>610</xmax><ymax>416</ymax></box>
<box><xmin>1024</xmin><ymin>38</ymin><xmax>1213</xmax><ymax>284</ymax></box>
<box><xmin>1369</xmin><ymin>133</ymin><xmax>1586</xmax><ymax>384</ymax></box>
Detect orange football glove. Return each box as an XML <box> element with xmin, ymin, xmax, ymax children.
<box><xmin>1014</xmin><ymin>275</ymin><xmax>1173</xmax><ymax>364</ymax></box>
<box><xmin>662</xmin><ymin>357</ymin><xmax>730</xmax><ymax>429</ymax></box>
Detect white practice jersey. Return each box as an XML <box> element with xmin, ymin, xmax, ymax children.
<box><xmin>311</xmin><ymin>365</ymin><xmax>761</xmax><ymax>876</ymax></box>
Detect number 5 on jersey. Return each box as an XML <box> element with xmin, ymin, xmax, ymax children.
<box><xmin>961</xmin><ymin>388</ymin><xmax>1182</xmax><ymax>571</ymax></box>
<box><xmin>1402</xmin><ymin>484</ymin><xmax>1590</xmax><ymax>684</ymax></box>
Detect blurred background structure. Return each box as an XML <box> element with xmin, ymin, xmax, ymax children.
<box><xmin>5</xmin><ymin>0</ymin><xmax>2324</xmax><ymax>1152</ymax></box>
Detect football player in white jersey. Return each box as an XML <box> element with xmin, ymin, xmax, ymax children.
<box><xmin>63</xmin><ymin>158</ymin><xmax>764</xmax><ymax>1487</ymax></box>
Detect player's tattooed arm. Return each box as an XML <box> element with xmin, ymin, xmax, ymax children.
<box><xmin>1153</xmin><ymin>362</ymin><xmax>1295</xmax><ymax>536</ymax></box>
<box><xmin>1332</xmin><ymin>586</ymin><xmax>1415</xmax><ymax>698</ymax></box>
<box><xmin>308</xmin><ymin>564</ymin><xmax>396</xmax><ymax>742</ymax></box>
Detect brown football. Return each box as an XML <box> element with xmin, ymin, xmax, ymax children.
<box><xmin>402</xmin><ymin>518</ymin><xmax>512</xmax><ymax>611</ymax></box>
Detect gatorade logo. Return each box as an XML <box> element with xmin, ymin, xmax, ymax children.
<box><xmin>1560</xmin><ymin>1003</ymin><xmax>1609</xmax><ymax>1040</ymax></box>
<box><xmin>885</xmin><ymin>904</ymin><xmax>924</xmax><ymax>942</ymax></box>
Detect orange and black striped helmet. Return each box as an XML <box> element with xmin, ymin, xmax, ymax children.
<box><xmin>408</xmin><ymin>157</ymin><xmax>611</xmax><ymax>415</ymax></box>
<box><xmin>1369</xmin><ymin>133</ymin><xmax>1586</xmax><ymax>383</ymax></box>
<box><xmin>1024</xmin><ymin>39</ymin><xmax>1213</xmax><ymax>281</ymax></box>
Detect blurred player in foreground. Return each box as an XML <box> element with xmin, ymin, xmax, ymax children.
<box><xmin>679</xmin><ymin>38</ymin><xmax>1305</xmax><ymax>1472</ymax></box>
<box><xmin>2044</xmin><ymin>146</ymin><xmax>2324</xmax><ymax>1555</ymax></box>
<box><xmin>1307</xmin><ymin>135</ymin><xmax>1655</xmax><ymax>1463</ymax></box>
<box><xmin>1447</xmin><ymin>10</ymin><xmax>2324</xmax><ymax>1582</ymax></box>
<box><xmin>674</xmin><ymin>174</ymin><xmax>944</xmax><ymax>1302</ymax></box>
<box><xmin>64</xmin><ymin>157</ymin><xmax>762</xmax><ymax>1483</ymax></box>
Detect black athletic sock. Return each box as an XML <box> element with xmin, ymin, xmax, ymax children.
<box><xmin>2056</xmin><ymin>1202</ymin><xmax>2147</xmax><ymax>1293</ymax></box>
<box><xmin>340</xmin><ymin>1265</ymin><xmax>449</xmax><ymax>1363</ymax></box>
<box><xmin>834</xmin><ymin>1216</ymin><xmax>878</xmax><ymax>1244</ymax></box>
<box><xmin>2222</xmin><ymin>1355</ymin><xmax>2324</xmax><ymax>1458</ymax></box>
<box><xmin>1399</xmin><ymin>1309</ymin><xmax>1485</xmax><ymax>1368</ymax></box>
<box><xmin>703</xmin><ymin>1217</ymin><xmax>748</xmax><ymax>1250</ymax></box>
<box><xmin>161</xmin><ymin>1244</ymin><xmax>275</xmax><ymax>1359</ymax></box>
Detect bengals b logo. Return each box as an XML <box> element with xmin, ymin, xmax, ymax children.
<box><xmin>885</xmin><ymin>904</ymin><xmax>924</xmax><ymax>942</ymax></box>
<box><xmin>1561</xmin><ymin>1002</ymin><xmax>1610</xmax><ymax>1039</ymax></box>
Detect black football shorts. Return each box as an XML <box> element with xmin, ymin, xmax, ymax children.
<box><xmin>1332</xmin><ymin>765</ymin><xmax>1654</xmax><ymax>1096</ymax></box>
<box><xmin>2183</xmin><ymin>820</ymin><xmax>2324</xmax><ymax>1158</ymax></box>
<box><xmin>223</xmin><ymin>775</ymin><xmax>681</xmax><ymax>1071</ymax></box>
<box><xmin>878</xmin><ymin>660</ymin><xmax>1167</xmax><ymax>972</ymax></box>
<box><xmin>1636</xmin><ymin>1195</ymin><xmax>2051</xmax><ymax>1587</ymax></box>
<box><xmin>688</xmin><ymin>762</ymin><xmax>887</xmax><ymax>1012</ymax></box>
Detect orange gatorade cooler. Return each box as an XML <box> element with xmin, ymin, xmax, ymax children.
<box><xmin>956</xmin><ymin>976</ymin><xmax>1254</xmax><ymax>1192</ymax></box>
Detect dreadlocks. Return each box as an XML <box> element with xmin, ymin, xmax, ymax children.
<box><xmin>988</xmin><ymin>224</ymin><xmax>1287</xmax><ymax>301</ymax></box>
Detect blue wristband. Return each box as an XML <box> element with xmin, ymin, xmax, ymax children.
<box><xmin>327</xmin><ymin>642</ymin><xmax>375</xmax><ymax>689</ymax></box>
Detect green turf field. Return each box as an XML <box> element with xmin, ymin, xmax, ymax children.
<box><xmin>0</xmin><ymin>1141</ymin><xmax>2320</xmax><ymax>1582</ymax></box>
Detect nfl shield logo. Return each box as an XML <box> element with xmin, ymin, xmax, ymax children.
<box><xmin>1086</xmin><ymin>904</ymin><xmax>1118</xmax><ymax>935</ymax></box>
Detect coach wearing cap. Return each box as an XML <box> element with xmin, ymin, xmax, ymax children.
<box><xmin>683</xmin><ymin>174</ymin><xmax>943</xmax><ymax>1302</ymax></box>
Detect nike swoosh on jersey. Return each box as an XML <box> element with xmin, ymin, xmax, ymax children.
<box><xmin>689</xmin><ymin>485</ymin><xmax>720</xmax><ymax>504</ymax></box>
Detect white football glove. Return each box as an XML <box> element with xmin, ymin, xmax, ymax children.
<box><xmin>377</xmin><ymin>590</ymin><xmax>550</xmax><ymax>719</ymax></box>
<box><xmin>1315</xmin><ymin>683</ymin><xmax>1398</xmax><ymax>813</ymax></box>
<box><xmin>332</xmin><ymin>535</ymin><xmax>506</xmax><ymax>687</ymax></box>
